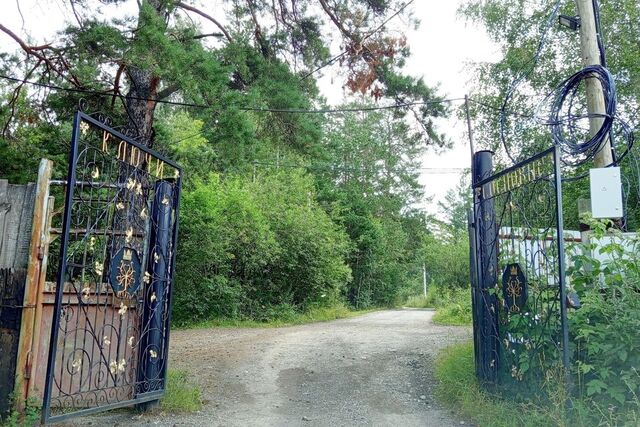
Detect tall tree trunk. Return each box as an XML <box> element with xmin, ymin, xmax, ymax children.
<box><xmin>125</xmin><ymin>67</ymin><xmax>159</xmax><ymax>147</ymax></box>
<box><xmin>124</xmin><ymin>0</ymin><xmax>166</xmax><ymax>147</ymax></box>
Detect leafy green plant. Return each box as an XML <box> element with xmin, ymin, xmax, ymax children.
<box><xmin>1</xmin><ymin>396</ymin><xmax>40</xmax><ymax>427</ymax></box>
<box><xmin>566</xmin><ymin>218</ymin><xmax>640</xmax><ymax>415</ymax></box>
<box><xmin>404</xmin><ymin>285</ymin><xmax>472</xmax><ymax>326</ymax></box>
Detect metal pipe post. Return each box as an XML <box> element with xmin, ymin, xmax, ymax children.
<box><xmin>472</xmin><ymin>150</ymin><xmax>500</xmax><ymax>384</ymax></box>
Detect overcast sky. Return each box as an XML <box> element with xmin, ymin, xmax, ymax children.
<box><xmin>0</xmin><ymin>0</ymin><xmax>499</xmax><ymax>215</ymax></box>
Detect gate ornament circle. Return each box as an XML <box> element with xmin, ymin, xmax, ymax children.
<box><xmin>109</xmin><ymin>247</ymin><xmax>142</xmax><ymax>297</ymax></box>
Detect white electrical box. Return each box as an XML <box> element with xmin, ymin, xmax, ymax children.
<box><xmin>590</xmin><ymin>167</ymin><xmax>623</xmax><ymax>218</ymax></box>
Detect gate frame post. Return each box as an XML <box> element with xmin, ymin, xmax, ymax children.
<box><xmin>553</xmin><ymin>146</ymin><xmax>571</xmax><ymax>378</ymax></box>
<box><xmin>468</xmin><ymin>209</ymin><xmax>480</xmax><ymax>378</ymax></box>
<box><xmin>472</xmin><ymin>150</ymin><xmax>500</xmax><ymax>384</ymax></box>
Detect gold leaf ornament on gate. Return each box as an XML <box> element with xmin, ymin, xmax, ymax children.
<box><xmin>79</xmin><ymin>121</ymin><xmax>90</xmax><ymax>135</ymax></box>
<box><xmin>125</xmin><ymin>227</ymin><xmax>133</xmax><ymax>243</ymax></box>
<box><xmin>502</xmin><ymin>263</ymin><xmax>528</xmax><ymax>313</ymax></box>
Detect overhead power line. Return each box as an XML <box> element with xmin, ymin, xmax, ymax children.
<box><xmin>252</xmin><ymin>160</ymin><xmax>465</xmax><ymax>173</ymax></box>
<box><xmin>0</xmin><ymin>73</ymin><xmax>464</xmax><ymax>114</ymax></box>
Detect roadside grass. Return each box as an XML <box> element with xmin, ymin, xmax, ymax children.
<box><xmin>434</xmin><ymin>342</ymin><xmax>557</xmax><ymax>427</ymax></box>
<box><xmin>161</xmin><ymin>370</ymin><xmax>202</xmax><ymax>413</ymax></box>
<box><xmin>404</xmin><ymin>294</ymin><xmax>433</xmax><ymax>308</ymax></box>
<box><xmin>435</xmin><ymin>342</ymin><xmax>640</xmax><ymax>427</ymax></box>
<box><xmin>179</xmin><ymin>304</ymin><xmax>378</xmax><ymax>330</ymax></box>
<box><xmin>404</xmin><ymin>286</ymin><xmax>472</xmax><ymax>326</ymax></box>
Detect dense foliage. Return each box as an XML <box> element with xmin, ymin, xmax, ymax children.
<box><xmin>567</xmin><ymin>219</ymin><xmax>640</xmax><ymax>417</ymax></box>
<box><xmin>0</xmin><ymin>1</ymin><xmax>446</xmax><ymax>322</ymax></box>
<box><xmin>173</xmin><ymin>171</ymin><xmax>351</xmax><ymax>323</ymax></box>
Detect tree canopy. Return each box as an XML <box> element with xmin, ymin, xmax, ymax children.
<box><xmin>0</xmin><ymin>0</ymin><xmax>447</xmax><ymax>320</ymax></box>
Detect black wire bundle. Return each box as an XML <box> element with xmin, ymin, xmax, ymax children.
<box><xmin>548</xmin><ymin>64</ymin><xmax>617</xmax><ymax>164</ymax></box>
<box><xmin>546</xmin><ymin>0</ymin><xmax>635</xmax><ymax>168</ymax></box>
<box><xmin>498</xmin><ymin>0</ymin><xmax>635</xmax><ymax>170</ymax></box>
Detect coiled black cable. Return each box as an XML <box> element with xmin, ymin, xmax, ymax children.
<box><xmin>549</xmin><ymin>65</ymin><xmax>616</xmax><ymax>163</ymax></box>
<box><xmin>498</xmin><ymin>0</ymin><xmax>635</xmax><ymax>170</ymax></box>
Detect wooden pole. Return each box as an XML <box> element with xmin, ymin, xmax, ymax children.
<box><xmin>464</xmin><ymin>95</ymin><xmax>476</xmax><ymax>173</ymax></box>
<box><xmin>575</xmin><ymin>0</ymin><xmax>613</xmax><ymax>167</ymax></box>
<box><xmin>14</xmin><ymin>159</ymin><xmax>52</xmax><ymax>410</ymax></box>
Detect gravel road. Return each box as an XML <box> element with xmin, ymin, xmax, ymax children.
<box><xmin>68</xmin><ymin>309</ymin><xmax>471</xmax><ymax>427</ymax></box>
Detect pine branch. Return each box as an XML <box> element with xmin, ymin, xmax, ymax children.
<box><xmin>175</xmin><ymin>2</ymin><xmax>233</xmax><ymax>43</ymax></box>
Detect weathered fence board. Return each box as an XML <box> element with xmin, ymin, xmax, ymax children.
<box><xmin>0</xmin><ymin>268</ymin><xmax>27</xmax><ymax>417</ymax></box>
<box><xmin>0</xmin><ymin>178</ymin><xmax>37</xmax><ymax>418</ymax></box>
<box><xmin>0</xmin><ymin>180</ymin><xmax>36</xmax><ymax>269</ymax></box>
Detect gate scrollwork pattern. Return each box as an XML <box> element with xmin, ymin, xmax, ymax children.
<box><xmin>42</xmin><ymin>112</ymin><xmax>182</xmax><ymax>423</ymax></box>
<box><xmin>470</xmin><ymin>146</ymin><xmax>570</xmax><ymax>394</ymax></box>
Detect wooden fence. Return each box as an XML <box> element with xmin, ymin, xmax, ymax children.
<box><xmin>0</xmin><ymin>160</ymin><xmax>53</xmax><ymax>417</ymax></box>
<box><xmin>0</xmin><ymin>177</ymin><xmax>36</xmax><ymax>417</ymax></box>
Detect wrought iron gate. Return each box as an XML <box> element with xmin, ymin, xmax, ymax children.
<box><xmin>470</xmin><ymin>146</ymin><xmax>569</xmax><ymax>392</ymax></box>
<box><xmin>42</xmin><ymin>112</ymin><xmax>182</xmax><ymax>423</ymax></box>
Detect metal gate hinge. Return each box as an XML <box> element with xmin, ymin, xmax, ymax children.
<box><xmin>24</xmin><ymin>351</ymin><xmax>32</xmax><ymax>379</ymax></box>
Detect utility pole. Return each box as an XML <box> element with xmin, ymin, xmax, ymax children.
<box><xmin>464</xmin><ymin>94</ymin><xmax>476</xmax><ymax>174</ymax></box>
<box><xmin>575</xmin><ymin>0</ymin><xmax>613</xmax><ymax>168</ymax></box>
<box><xmin>422</xmin><ymin>263</ymin><xmax>427</xmax><ymax>297</ymax></box>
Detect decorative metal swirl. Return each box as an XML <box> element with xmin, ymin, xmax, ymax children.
<box><xmin>43</xmin><ymin>111</ymin><xmax>182</xmax><ymax>423</ymax></box>
<box><xmin>471</xmin><ymin>146</ymin><xmax>569</xmax><ymax>394</ymax></box>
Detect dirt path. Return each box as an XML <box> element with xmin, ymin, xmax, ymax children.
<box><xmin>72</xmin><ymin>309</ymin><xmax>471</xmax><ymax>426</ymax></box>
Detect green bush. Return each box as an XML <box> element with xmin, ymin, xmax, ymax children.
<box><xmin>422</xmin><ymin>233</ymin><xmax>470</xmax><ymax>288</ymax></box>
<box><xmin>432</xmin><ymin>294</ymin><xmax>472</xmax><ymax>326</ymax></box>
<box><xmin>404</xmin><ymin>285</ymin><xmax>472</xmax><ymax>326</ymax></box>
<box><xmin>173</xmin><ymin>171</ymin><xmax>351</xmax><ymax>324</ymax></box>
<box><xmin>567</xmin><ymin>219</ymin><xmax>640</xmax><ymax>414</ymax></box>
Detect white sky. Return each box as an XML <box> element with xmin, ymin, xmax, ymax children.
<box><xmin>0</xmin><ymin>0</ymin><xmax>499</xmax><ymax>216</ymax></box>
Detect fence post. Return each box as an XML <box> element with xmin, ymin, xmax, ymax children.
<box><xmin>14</xmin><ymin>159</ymin><xmax>52</xmax><ymax>411</ymax></box>
<box><xmin>472</xmin><ymin>150</ymin><xmax>500</xmax><ymax>384</ymax></box>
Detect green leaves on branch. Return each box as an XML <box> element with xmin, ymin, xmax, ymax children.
<box><xmin>173</xmin><ymin>171</ymin><xmax>351</xmax><ymax>324</ymax></box>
